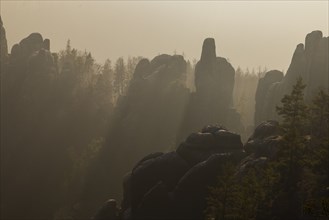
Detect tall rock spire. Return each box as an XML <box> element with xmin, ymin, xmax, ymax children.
<box><xmin>0</xmin><ymin>15</ymin><xmax>8</xmax><ymax>68</ymax></box>
<box><xmin>254</xmin><ymin>30</ymin><xmax>329</xmax><ymax>125</ymax></box>
<box><xmin>200</xmin><ymin>38</ymin><xmax>216</xmax><ymax>63</ymax></box>
<box><xmin>179</xmin><ymin>38</ymin><xmax>243</xmax><ymax>143</ymax></box>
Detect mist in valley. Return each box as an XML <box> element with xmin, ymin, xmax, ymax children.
<box><xmin>1</xmin><ymin>1</ymin><xmax>328</xmax><ymax>220</ymax></box>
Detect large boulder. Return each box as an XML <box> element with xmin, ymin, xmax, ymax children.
<box><xmin>173</xmin><ymin>154</ymin><xmax>234</xmax><ymax>220</ymax></box>
<box><xmin>177</xmin><ymin>125</ymin><xmax>243</xmax><ymax>166</ymax></box>
<box><xmin>130</xmin><ymin>152</ymin><xmax>189</xmax><ymax>212</ymax></box>
<box><xmin>135</xmin><ymin>181</ymin><xmax>173</xmax><ymax>220</ymax></box>
<box><xmin>101</xmin><ymin>126</ymin><xmax>246</xmax><ymax>220</ymax></box>
<box><xmin>10</xmin><ymin>32</ymin><xmax>51</xmax><ymax>62</ymax></box>
<box><xmin>244</xmin><ymin>120</ymin><xmax>282</xmax><ymax>157</ymax></box>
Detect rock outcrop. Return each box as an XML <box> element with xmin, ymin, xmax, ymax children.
<box><xmin>179</xmin><ymin>38</ymin><xmax>243</xmax><ymax>143</ymax></box>
<box><xmin>93</xmin><ymin>125</ymin><xmax>245</xmax><ymax>220</ymax></box>
<box><xmin>0</xmin><ymin>16</ymin><xmax>8</xmax><ymax>117</ymax></box>
<box><xmin>85</xmin><ymin>39</ymin><xmax>244</xmax><ymax>218</ymax></box>
<box><xmin>244</xmin><ymin>120</ymin><xmax>282</xmax><ymax>157</ymax></box>
<box><xmin>81</xmin><ymin>54</ymin><xmax>190</xmax><ymax>217</ymax></box>
<box><xmin>1</xmin><ymin>32</ymin><xmax>59</xmax><ymax>220</ymax></box>
<box><xmin>0</xmin><ymin>16</ymin><xmax>8</xmax><ymax>72</ymax></box>
<box><xmin>254</xmin><ymin>70</ymin><xmax>283</xmax><ymax>126</ymax></box>
<box><xmin>255</xmin><ymin>31</ymin><xmax>328</xmax><ymax>124</ymax></box>
<box><xmin>94</xmin><ymin>122</ymin><xmax>284</xmax><ymax>220</ymax></box>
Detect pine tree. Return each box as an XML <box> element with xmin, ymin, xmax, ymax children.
<box><xmin>275</xmin><ymin>77</ymin><xmax>310</xmax><ymax>218</ymax></box>
<box><xmin>276</xmin><ymin>77</ymin><xmax>309</xmax><ymax>176</ymax></box>
<box><xmin>205</xmin><ymin>163</ymin><xmax>237</xmax><ymax>220</ymax></box>
<box><xmin>309</xmin><ymin>90</ymin><xmax>329</xmax><ymax>177</ymax></box>
<box><xmin>301</xmin><ymin>89</ymin><xmax>329</xmax><ymax>219</ymax></box>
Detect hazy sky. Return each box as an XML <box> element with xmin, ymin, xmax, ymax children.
<box><xmin>1</xmin><ymin>1</ymin><xmax>328</xmax><ymax>71</ymax></box>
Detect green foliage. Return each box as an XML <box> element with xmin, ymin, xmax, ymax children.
<box><xmin>206</xmin><ymin>162</ymin><xmax>279</xmax><ymax>220</ymax></box>
<box><xmin>205</xmin><ymin>78</ymin><xmax>329</xmax><ymax>220</ymax></box>
<box><xmin>205</xmin><ymin>163</ymin><xmax>238</xmax><ymax>220</ymax></box>
<box><xmin>275</xmin><ymin>77</ymin><xmax>309</xmax><ymax>188</ymax></box>
<box><xmin>300</xmin><ymin>89</ymin><xmax>329</xmax><ymax>219</ymax></box>
<box><xmin>309</xmin><ymin>90</ymin><xmax>329</xmax><ymax>175</ymax></box>
<box><xmin>276</xmin><ymin>77</ymin><xmax>309</xmax><ymax>135</ymax></box>
<box><xmin>205</xmin><ymin>162</ymin><xmax>237</xmax><ymax>220</ymax></box>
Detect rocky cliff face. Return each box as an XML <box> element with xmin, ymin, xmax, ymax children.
<box><xmin>0</xmin><ymin>16</ymin><xmax>8</xmax><ymax>73</ymax></box>
<box><xmin>254</xmin><ymin>70</ymin><xmax>283</xmax><ymax>126</ymax></box>
<box><xmin>82</xmin><ymin>39</ymin><xmax>244</xmax><ymax>218</ymax></box>
<box><xmin>93</xmin><ymin>125</ymin><xmax>245</xmax><ymax>220</ymax></box>
<box><xmin>80</xmin><ymin>54</ymin><xmax>190</xmax><ymax>217</ymax></box>
<box><xmin>0</xmin><ymin>16</ymin><xmax>8</xmax><ymax>123</ymax></box>
<box><xmin>7</xmin><ymin>32</ymin><xmax>55</xmax><ymax>91</ymax></box>
<box><xmin>93</xmin><ymin>122</ymin><xmax>282</xmax><ymax>220</ymax></box>
<box><xmin>255</xmin><ymin>31</ymin><xmax>328</xmax><ymax>124</ymax></box>
<box><xmin>1</xmin><ymin>31</ymin><xmax>60</xmax><ymax>220</ymax></box>
<box><xmin>112</xmin><ymin>54</ymin><xmax>189</xmax><ymax>158</ymax></box>
<box><xmin>179</xmin><ymin>38</ymin><xmax>242</xmax><ymax>142</ymax></box>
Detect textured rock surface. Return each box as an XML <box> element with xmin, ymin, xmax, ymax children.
<box><xmin>244</xmin><ymin>120</ymin><xmax>282</xmax><ymax>157</ymax></box>
<box><xmin>0</xmin><ymin>16</ymin><xmax>8</xmax><ymax>71</ymax></box>
<box><xmin>177</xmin><ymin>125</ymin><xmax>243</xmax><ymax>166</ymax></box>
<box><xmin>254</xmin><ymin>70</ymin><xmax>283</xmax><ymax>126</ymax></box>
<box><xmin>82</xmin><ymin>54</ymin><xmax>190</xmax><ymax>216</ymax></box>
<box><xmin>87</xmin><ymin>39</ymin><xmax>244</xmax><ymax>218</ymax></box>
<box><xmin>93</xmin><ymin>125</ymin><xmax>245</xmax><ymax>220</ymax></box>
<box><xmin>94</xmin><ymin>123</ymin><xmax>288</xmax><ymax>220</ymax></box>
<box><xmin>179</xmin><ymin>38</ymin><xmax>243</xmax><ymax>143</ymax></box>
<box><xmin>255</xmin><ymin>31</ymin><xmax>328</xmax><ymax>123</ymax></box>
<box><xmin>1</xmin><ymin>32</ymin><xmax>59</xmax><ymax>220</ymax></box>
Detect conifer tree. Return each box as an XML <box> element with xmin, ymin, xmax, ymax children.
<box><xmin>205</xmin><ymin>163</ymin><xmax>237</xmax><ymax>220</ymax></box>
<box><xmin>275</xmin><ymin>77</ymin><xmax>310</xmax><ymax>218</ymax></box>
<box><xmin>276</xmin><ymin>77</ymin><xmax>309</xmax><ymax>179</ymax></box>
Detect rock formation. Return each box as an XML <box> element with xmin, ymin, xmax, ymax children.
<box><xmin>0</xmin><ymin>16</ymin><xmax>8</xmax><ymax>120</ymax></box>
<box><xmin>80</xmin><ymin>54</ymin><xmax>190</xmax><ymax>218</ymax></box>
<box><xmin>93</xmin><ymin>121</ymin><xmax>284</xmax><ymax>220</ymax></box>
<box><xmin>255</xmin><ymin>31</ymin><xmax>328</xmax><ymax>124</ymax></box>
<box><xmin>254</xmin><ymin>70</ymin><xmax>283</xmax><ymax>126</ymax></box>
<box><xmin>179</xmin><ymin>38</ymin><xmax>243</xmax><ymax>143</ymax></box>
<box><xmin>1</xmin><ymin>32</ymin><xmax>58</xmax><ymax>220</ymax></box>
<box><xmin>84</xmin><ymin>38</ymin><xmax>244</xmax><ymax>218</ymax></box>
<box><xmin>93</xmin><ymin>125</ymin><xmax>245</xmax><ymax>220</ymax></box>
<box><xmin>244</xmin><ymin>120</ymin><xmax>282</xmax><ymax>157</ymax></box>
<box><xmin>0</xmin><ymin>16</ymin><xmax>8</xmax><ymax>73</ymax></box>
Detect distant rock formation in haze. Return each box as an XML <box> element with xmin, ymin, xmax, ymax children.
<box><xmin>80</xmin><ymin>54</ymin><xmax>190</xmax><ymax>218</ymax></box>
<box><xmin>1</xmin><ymin>30</ymin><xmax>59</xmax><ymax>220</ymax></box>
<box><xmin>254</xmin><ymin>31</ymin><xmax>328</xmax><ymax>125</ymax></box>
<box><xmin>179</xmin><ymin>38</ymin><xmax>243</xmax><ymax>142</ymax></box>
<box><xmin>254</xmin><ymin>70</ymin><xmax>283</xmax><ymax>126</ymax></box>
<box><xmin>0</xmin><ymin>16</ymin><xmax>8</xmax><ymax>76</ymax></box>
<box><xmin>82</xmin><ymin>38</ymin><xmax>245</xmax><ymax>218</ymax></box>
